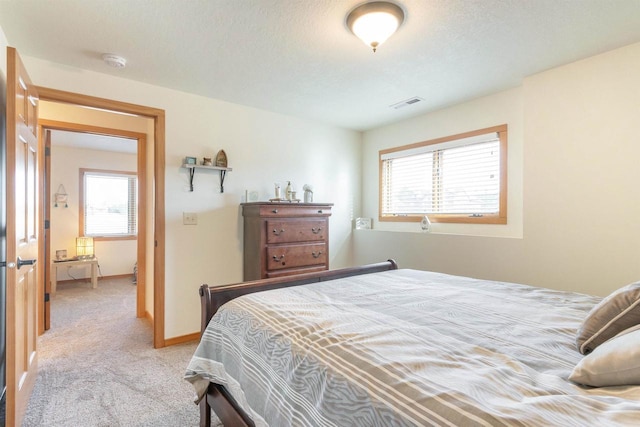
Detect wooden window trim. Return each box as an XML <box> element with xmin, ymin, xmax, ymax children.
<box><xmin>378</xmin><ymin>124</ymin><xmax>508</xmax><ymax>225</ymax></box>
<box><xmin>79</xmin><ymin>168</ymin><xmax>137</xmax><ymax>240</ymax></box>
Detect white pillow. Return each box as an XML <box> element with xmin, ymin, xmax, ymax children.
<box><xmin>570</xmin><ymin>325</ymin><xmax>640</xmax><ymax>387</ymax></box>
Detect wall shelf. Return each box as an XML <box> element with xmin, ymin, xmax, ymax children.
<box><xmin>182</xmin><ymin>164</ymin><xmax>233</xmax><ymax>193</ymax></box>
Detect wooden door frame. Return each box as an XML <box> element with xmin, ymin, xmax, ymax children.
<box><xmin>36</xmin><ymin>87</ymin><xmax>166</xmax><ymax>348</ymax></box>
<box><xmin>43</xmin><ymin>130</ymin><xmax>51</xmax><ymax>330</ymax></box>
<box><xmin>38</xmin><ymin>119</ymin><xmax>148</xmax><ymax>325</ymax></box>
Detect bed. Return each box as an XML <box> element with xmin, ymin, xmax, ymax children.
<box><xmin>185</xmin><ymin>260</ymin><xmax>640</xmax><ymax>426</ymax></box>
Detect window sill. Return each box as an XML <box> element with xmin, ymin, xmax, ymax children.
<box><xmin>87</xmin><ymin>236</ymin><xmax>137</xmax><ymax>241</ymax></box>
<box><xmin>354</xmin><ymin>225</ymin><xmax>521</xmax><ymax>239</ymax></box>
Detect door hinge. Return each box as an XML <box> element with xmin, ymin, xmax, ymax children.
<box><xmin>45</xmin><ymin>146</ymin><xmax>51</xmax><ymax>156</ymax></box>
<box><xmin>45</xmin><ymin>219</ymin><xmax>50</xmax><ymax>229</ymax></box>
<box><xmin>44</xmin><ymin>293</ymin><xmax>50</xmax><ymax>302</ymax></box>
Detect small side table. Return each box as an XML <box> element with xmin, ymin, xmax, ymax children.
<box><xmin>51</xmin><ymin>257</ymin><xmax>99</xmax><ymax>294</ymax></box>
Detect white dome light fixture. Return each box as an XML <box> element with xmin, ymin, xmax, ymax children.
<box><xmin>102</xmin><ymin>53</ymin><xmax>127</xmax><ymax>69</ymax></box>
<box><xmin>346</xmin><ymin>1</ymin><xmax>405</xmax><ymax>53</ymax></box>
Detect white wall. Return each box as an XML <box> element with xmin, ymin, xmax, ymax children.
<box><xmin>0</xmin><ymin>26</ymin><xmax>7</xmax><ymax>78</ymax></box>
<box><xmin>49</xmin><ymin>145</ymin><xmax>137</xmax><ymax>280</ymax></box>
<box><xmin>520</xmin><ymin>41</ymin><xmax>640</xmax><ymax>296</ymax></box>
<box><xmin>357</xmin><ymin>42</ymin><xmax>640</xmax><ymax>297</ymax></box>
<box><xmin>20</xmin><ymin>55</ymin><xmax>361</xmax><ymax>339</ymax></box>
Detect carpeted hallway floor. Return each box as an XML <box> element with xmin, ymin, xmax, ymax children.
<box><xmin>23</xmin><ymin>276</ymin><xmax>219</xmax><ymax>426</ymax></box>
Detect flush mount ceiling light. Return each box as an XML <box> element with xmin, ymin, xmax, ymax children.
<box><xmin>102</xmin><ymin>53</ymin><xmax>127</xmax><ymax>69</ymax></box>
<box><xmin>346</xmin><ymin>1</ymin><xmax>405</xmax><ymax>52</ymax></box>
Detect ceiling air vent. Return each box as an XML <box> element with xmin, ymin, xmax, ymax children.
<box><xmin>390</xmin><ymin>96</ymin><xmax>424</xmax><ymax>110</ymax></box>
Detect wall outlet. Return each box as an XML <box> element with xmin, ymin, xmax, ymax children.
<box><xmin>183</xmin><ymin>212</ymin><xmax>198</xmax><ymax>225</ymax></box>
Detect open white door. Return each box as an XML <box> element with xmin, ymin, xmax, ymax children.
<box><xmin>5</xmin><ymin>46</ymin><xmax>39</xmax><ymax>426</ymax></box>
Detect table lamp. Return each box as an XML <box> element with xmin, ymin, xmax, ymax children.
<box><xmin>76</xmin><ymin>237</ymin><xmax>95</xmax><ymax>260</ymax></box>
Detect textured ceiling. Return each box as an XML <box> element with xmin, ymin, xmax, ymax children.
<box><xmin>50</xmin><ymin>130</ymin><xmax>137</xmax><ymax>154</ymax></box>
<box><xmin>2</xmin><ymin>0</ymin><xmax>640</xmax><ymax>131</ymax></box>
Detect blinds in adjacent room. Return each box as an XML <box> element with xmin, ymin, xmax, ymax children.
<box><xmin>81</xmin><ymin>170</ymin><xmax>137</xmax><ymax>237</ymax></box>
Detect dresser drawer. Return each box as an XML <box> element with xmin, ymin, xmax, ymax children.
<box><xmin>266</xmin><ymin>265</ymin><xmax>327</xmax><ymax>279</ymax></box>
<box><xmin>258</xmin><ymin>205</ymin><xmax>331</xmax><ymax>217</ymax></box>
<box><xmin>266</xmin><ymin>219</ymin><xmax>327</xmax><ymax>243</ymax></box>
<box><xmin>266</xmin><ymin>244</ymin><xmax>327</xmax><ymax>271</ymax></box>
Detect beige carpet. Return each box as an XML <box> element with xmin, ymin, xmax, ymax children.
<box><xmin>23</xmin><ymin>277</ymin><xmax>220</xmax><ymax>427</ymax></box>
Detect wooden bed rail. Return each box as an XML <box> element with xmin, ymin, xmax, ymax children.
<box><xmin>199</xmin><ymin>259</ymin><xmax>398</xmax><ymax>335</ymax></box>
<box><xmin>197</xmin><ymin>259</ymin><xmax>398</xmax><ymax>427</ymax></box>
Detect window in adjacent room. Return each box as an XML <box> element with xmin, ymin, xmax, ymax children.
<box><xmin>80</xmin><ymin>168</ymin><xmax>137</xmax><ymax>239</ymax></box>
<box><xmin>379</xmin><ymin>124</ymin><xmax>507</xmax><ymax>224</ymax></box>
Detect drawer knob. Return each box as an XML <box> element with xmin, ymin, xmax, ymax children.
<box><xmin>272</xmin><ymin>255</ymin><xmax>285</xmax><ymax>261</ymax></box>
<box><xmin>272</xmin><ymin>209</ymin><xmax>279</xmax><ymax>214</ymax></box>
<box><xmin>317</xmin><ymin>210</ymin><xmax>323</xmax><ymax>214</ymax></box>
<box><xmin>311</xmin><ymin>227</ymin><xmax>322</xmax><ymax>234</ymax></box>
<box><xmin>272</xmin><ymin>228</ymin><xmax>285</xmax><ymax>236</ymax></box>
<box><xmin>312</xmin><ymin>251</ymin><xmax>323</xmax><ymax>258</ymax></box>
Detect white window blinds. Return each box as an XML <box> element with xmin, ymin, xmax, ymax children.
<box><xmin>83</xmin><ymin>171</ymin><xmax>137</xmax><ymax>237</ymax></box>
<box><xmin>381</xmin><ymin>131</ymin><xmax>501</xmax><ymax>216</ymax></box>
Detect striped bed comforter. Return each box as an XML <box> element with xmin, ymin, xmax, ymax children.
<box><xmin>185</xmin><ymin>269</ymin><xmax>640</xmax><ymax>426</ymax></box>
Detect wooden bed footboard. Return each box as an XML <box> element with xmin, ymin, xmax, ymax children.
<box><xmin>199</xmin><ymin>259</ymin><xmax>398</xmax><ymax>334</ymax></box>
<box><xmin>197</xmin><ymin>259</ymin><xmax>398</xmax><ymax>427</ymax></box>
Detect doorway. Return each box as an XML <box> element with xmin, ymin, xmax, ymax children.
<box><xmin>36</xmin><ymin>87</ymin><xmax>167</xmax><ymax>348</ymax></box>
<box><xmin>41</xmin><ymin>121</ymin><xmax>147</xmax><ymax>331</ymax></box>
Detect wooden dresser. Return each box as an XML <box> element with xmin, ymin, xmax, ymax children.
<box><xmin>242</xmin><ymin>202</ymin><xmax>333</xmax><ymax>280</ymax></box>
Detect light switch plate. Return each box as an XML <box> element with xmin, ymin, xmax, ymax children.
<box><xmin>183</xmin><ymin>212</ymin><xmax>198</xmax><ymax>225</ymax></box>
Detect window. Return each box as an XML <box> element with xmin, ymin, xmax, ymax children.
<box><xmin>80</xmin><ymin>169</ymin><xmax>137</xmax><ymax>239</ymax></box>
<box><xmin>379</xmin><ymin>125</ymin><xmax>507</xmax><ymax>224</ymax></box>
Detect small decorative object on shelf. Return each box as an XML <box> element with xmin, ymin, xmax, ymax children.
<box><xmin>245</xmin><ymin>190</ymin><xmax>259</xmax><ymax>203</ymax></box>
<box><xmin>184</xmin><ymin>156</ymin><xmax>197</xmax><ymax>165</ymax></box>
<box><xmin>421</xmin><ymin>215</ymin><xmax>431</xmax><ymax>232</ymax></box>
<box><xmin>202</xmin><ymin>157</ymin><xmax>213</xmax><ymax>166</ymax></box>
<box><xmin>285</xmin><ymin>181</ymin><xmax>293</xmax><ymax>200</ymax></box>
<box><xmin>274</xmin><ymin>183</ymin><xmax>281</xmax><ymax>199</ymax></box>
<box><xmin>55</xmin><ymin>249</ymin><xmax>67</xmax><ymax>261</ymax></box>
<box><xmin>215</xmin><ymin>150</ymin><xmax>228</xmax><ymax>167</ymax></box>
<box><xmin>269</xmin><ymin>181</ymin><xmax>301</xmax><ymax>202</ymax></box>
<box><xmin>303</xmin><ymin>184</ymin><xmax>313</xmax><ymax>203</ymax></box>
<box><xmin>355</xmin><ymin>217</ymin><xmax>372</xmax><ymax>230</ymax></box>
